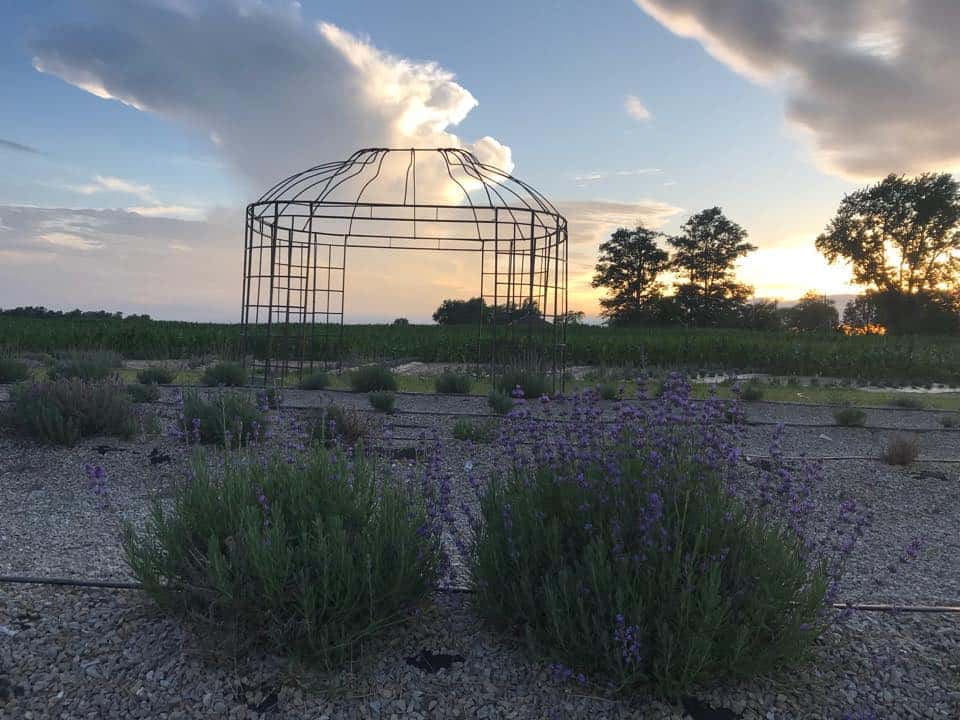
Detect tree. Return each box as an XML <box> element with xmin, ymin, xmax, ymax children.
<box><xmin>668</xmin><ymin>207</ymin><xmax>756</xmax><ymax>325</ymax></box>
<box><xmin>432</xmin><ymin>297</ymin><xmax>485</xmax><ymax>325</ymax></box>
<box><xmin>591</xmin><ymin>225</ymin><xmax>670</xmax><ymax>324</ymax></box>
<box><xmin>843</xmin><ymin>288</ymin><xmax>959</xmax><ymax>335</ymax></box>
<box><xmin>816</xmin><ymin>173</ymin><xmax>960</xmax><ymax>295</ymax></box>
<box><xmin>784</xmin><ymin>291</ymin><xmax>839</xmax><ymax>332</ymax></box>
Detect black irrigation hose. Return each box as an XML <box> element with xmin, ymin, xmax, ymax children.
<box><xmin>1</xmin><ymin>574</ymin><xmax>958</xmax><ymax>614</ymax></box>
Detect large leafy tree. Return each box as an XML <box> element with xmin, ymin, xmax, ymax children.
<box><xmin>668</xmin><ymin>207</ymin><xmax>756</xmax><ymax>325</ymax></box>
<box><xmin>816</xmin><ymin>173</ymin><xmax>960</xmax><ymax>294</ymax></box>
<box><xmin>591</xmin><ymin>225</ymin><xmax>670</xmax><ymax>324</ymax></box>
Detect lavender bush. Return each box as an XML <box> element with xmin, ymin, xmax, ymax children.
<box><xmin>310</xmin><ymin>403</ymin><xmax>370</xmax><ymax>446</ymax></box>
<box><xmin>124</xmin><ymin>446</ymin><xmax>440</xmax><ymax>666</ymax></box>
<box><xmin>176</xmin><ymin>390</ymin><xmax>265</xmax><ymax>448</ymax></box>
<box><xmin>470</xmin><ymin>375</ymin><xmax>865</xmax><ymax>697</ymax></box>
<box><xmin>8</xmin><ymin>379</ymin><xmax>137</xmax><ymax>445</ymax></box>
<box><xmin>200</xmin><ymin>362</ymin><xmax>247</xmax><ymax>387</ymax></box>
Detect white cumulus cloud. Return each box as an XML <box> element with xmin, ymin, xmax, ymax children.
<box><xmin>32</xmin><ymin>0</ymin><xmax>512</xmax><ymax>193</ymax></box>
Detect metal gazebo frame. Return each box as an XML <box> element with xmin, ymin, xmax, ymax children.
<box><xmin>240</xmin><ymin>147</ymin><xmax>568</xmax><ymax>390</ymax></box>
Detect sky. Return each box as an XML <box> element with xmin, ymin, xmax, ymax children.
<box><xmin>1</xmin><ymin>0</ymin><xmax>959</xmax><ymax>322</ymax></box>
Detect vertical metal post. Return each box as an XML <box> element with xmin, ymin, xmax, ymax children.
<box><xmin>491</xmin><ymin>207</ymin><xmax>499</xmax><ymax>379</ymax></box>
<box><xmin>299</xmin><ymin>209</ymin><xmax>313</xmax><ymax>379</ymax></box>
<box><xmin>283</xmin><ymin>225</ymin><xmax>294</xmax><ymax>382</ymax></box>
<box><xmin>264</xmin><ymin>202</ymin><xmax>279</xmax><ymax>383</ymax></box>
<box><xmin>240</xmin><ymin>207</ymin><xmax>251</xmax><ymax>366</ymax></box>
<box><xmin>338</xmin><ymin>235</ymin><xmax>347</xmax><ymax>373</ymax></box>
<box><xmin>527</xmin><ymin>213</ymin><xmax>536</xmax><ymax>368</ymax></box>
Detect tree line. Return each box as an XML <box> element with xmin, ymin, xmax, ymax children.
<box><xmin>590</xmin><ymin>172</ymin><xmax>960</xmax><ymax>334</ymax></box>
<box><xmin>0</xmin><ymin>306</ymin><xmax>153</xmax><ymax>321</ymax></box>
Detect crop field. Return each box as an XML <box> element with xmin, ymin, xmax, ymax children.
<box><xmin>3</xmin><ymin>316</ymin><xmax>960</xmax><ymax>385</ymax></box>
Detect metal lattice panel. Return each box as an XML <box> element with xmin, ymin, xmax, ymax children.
<box><xmin>240</xmin><ymin>148</ymin><xmax>568</xmax><ymax>389</ymax></box>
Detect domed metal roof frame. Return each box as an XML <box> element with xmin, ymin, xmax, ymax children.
<box><xmin>240</xmin><ymin>147</ymin><xmax>568</xmax><ymax>389</ymax></box>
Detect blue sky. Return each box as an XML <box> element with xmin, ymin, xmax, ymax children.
<box><xmin>1</xmin><ymin>1</ymin><xmax>956</xmax><ymax>321</ymax></box>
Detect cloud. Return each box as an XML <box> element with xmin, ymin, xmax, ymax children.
<box><xmin>0</xmin><ymin>138</ymin><xmax>43</xmax><ymax>156</ymax></box>
<box><xmin>37</xmin><ymin>231</ymin><xmax>103</xmax><ymax>251</ymax></box>
<box><xmin>0</xmin><ymin>204</ymin><xmax>239</xmax><ymax>319</ymax></box>
<box><xmin>560</xmin><ymin>199</ymin><xmax>682</xmax><ymax>242</ymax></box>
<box><xmin>127</xmin><ymin>204</ymin><xmax>207</xmax><ymax>220</ymax></box>
<box><xmin>66</xmin><ymin>174</ymin><xmax>155</xmax><ymax>200</ymax></box>
<box><xmin>558</xmin><ymin>199</ymin><xmax>683</xmax><ymax>314</ymax></box>
<box><xmin>573</xmin><ymin>168</ymin><xmax>661</xmax><ymax>183</ymax></box>
<box><xmin>625</xmin><ymin>94</ymin><xmax>653</xmax><ymax>121</ymax></box>
<box><xmin>634</xmin><ymin>0</ymin><xmax>960</xmax><ymax>179</ymax></box>
<box><xmin>31</xmin><ymin>0</ymin><xmax>511</xmax><ymax>195</ymax></box>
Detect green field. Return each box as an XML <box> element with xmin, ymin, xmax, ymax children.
<box><xmin>2</xmin><ymin>316</ymin><xmax>959</xmax><ymax>385</ymax></box>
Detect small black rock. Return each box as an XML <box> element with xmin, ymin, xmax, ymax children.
<box><xmin>405</xmin><ymin>649</ymin><xmax>465</xmax><ymax>673</ymax></box>
<box><xmin>681</xmin><ymin>696</ymin><xmax>741</xmax><ymax>720</ymax></box>
<box><xmin>149</xmin><ymin>447</ymin><xmax>172</xmax><ymax>465</ymax></box>
<box><xmin>94</xmin><ymin>445</ymin><xmax>125</xmax><ymax>455</ymax></box>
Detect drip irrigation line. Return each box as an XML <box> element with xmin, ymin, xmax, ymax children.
<box><xmin>3</xmin><ymin>382</ymin><xmax>960</xmax><ymax>415</ymax></box>
<box><xmin>0</xmin><ymin>575</ymin><xmax>142</xmax><ymax>590</ymax></box>
<box><xmin>2</xmin><ymin>574</ymin><xmax>958</xmax><ymax>614</ymax></box>
<box><xmin>384</xmin><ymin>434</ymin><xmax>960</xmax><ymax>464</ymax></box>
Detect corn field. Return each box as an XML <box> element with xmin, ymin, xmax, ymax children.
<box><xmin>1</xmin><ymin>317</ymin><xmax>958</xmax><ymax>384</ymax></box>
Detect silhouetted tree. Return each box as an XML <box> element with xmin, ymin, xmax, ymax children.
<box><xmin>432</xmin><ymin>297</ymin><xmax>485</xmax><ymax>325</ymax></box>
<box><xmin>817</xmin><ymin>173</ymin><xmax>960</xmax><ymax>334</ymax></box>
<box><xmin>817</xmin><ymin>173</ymin><xmax>960</xmax><ymax>295</ymax></box>
<box><xmin>843</xmin><ymin>289</ymin><xmax>959</xmax><ymax>335</ymax></box>
<box><xmin>591</xmin><ymin>225</ymin><xmax>670</xmax><ymax>325</ymax></box>
<box><xmin>784</xmin><ymin>291</ymin><xmax>839</xmax><ymax>332</ymax></box>
<box><xmin>668</xmin><ymin>207</ymin><xmax>756</xmax><ymax>325</ymax></box>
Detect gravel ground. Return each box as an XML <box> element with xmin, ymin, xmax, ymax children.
<box><xmin>1</xmin><ymin>388</ymin><xmax>959</xmax><ymax>719</ymax></box>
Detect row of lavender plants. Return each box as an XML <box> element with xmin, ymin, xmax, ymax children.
<box><xmin>121</xmin><ymin>374</ymin><xmax>880</xmax><ymax>700</ymax></box>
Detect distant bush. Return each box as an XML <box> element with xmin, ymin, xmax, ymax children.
<box><xmin>136</xmin><ymin>366</ymin><xmax>177</xmax><ymax>385</ymax></box>
<box><xmin>495</xmin><ymin>369</ymin><xmax>547</xmax><ymax>399</ymax></box>
<box><xmin>311</xmin><ymin>404</ymin><xmax>368</xmax><ymax>446</ymax></box>
<box><xmin>833</xmin><ymin>407</ymin><xmax>867</xmax><ymax>427</ymax></box>
<box><xmin>126</xmin><ymin>383</ymin><xmax>161</xmax><ymax>403</ymax></box>
<box><xmin>739</xmin><ymin>381</ymin><xmax>765</xmax><ymax>402</ymax></box>
<box><xmin>887</xmin><ymin>395</ymin><xmax>925</xmax><ymax>410</ymax></box>
<box><xmin>939</xmin><ymin>416</ymin><xmax>959</xmax><ymax>429</ymax></box>
<box><xmin>368</xmin><ymin>390</ymin><xmax>396</xmax><ymax>414</ymax></box>
<box><xmin>179</xmin><ymin>390</ymin><xmax>265</xmax><ymax>448</ymax></box>
<box><xmin>435</xmin><ymin>371</ymin><xmax>472</xmax><ymax>395</ymax></box>
<box><xmin>452</xmin><ymin>418</ymin><xmax>497</xmax><ymax>444</ymax></box>
<box><xmin>882</xmin><ymin>435</ymin><xmax>920</xmax><ymax>466</ymax></box>
<box><xmin>299</xmin><ymin>370</ymin><xmax>330</xmax><ymax>390</ymax></box>
<box><xmin>200</xmin><ymin>362</ymin><xmax>247</xmax><ymax>387</ymax></box>
<box><xmin>350</xmin><ymin>365</ymin><xmax>397</xmax><ymax>393</ymax></box>
<box><xmin>487</xmin><ymin>391</ymin><xmax>514</xmax><ymax>416</ymax></box>
<box><xmin>392</xmin><ymin>317</ymin><xmax>410</xmax><ymax>326</ymax></box>
<box><xmin>124</xmin><ymin>446</ymin><xmax>440</xmax><ymax>666</ymax></box>
<box><xmin>47</xmin><ymin>350</ymin><xmax>122</xmax><ymax>381</ymax></box>
<box><xmin>596</xmin><ymin>382</ymin><xmax>619</xmax><ymax>401</ymax></box>
<box><xmin>0</xmin><ymin>358</ymin><xmax>30</xmax><ymax>383</ymax></box>
<box><xmin>8</xmin><ymin>379</ymin><xmax>136</xmax><ymax>446</ymax></box>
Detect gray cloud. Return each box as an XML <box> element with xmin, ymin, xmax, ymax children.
<box><xmin>0</xmin><ymin>205</ymin><xmax>240</xmax><ymax>320</ymax></box>
<box><xmin>31</xmin><ymin>0</ymin><xmax>511</xmax><ymax>194</ymax></box>
<box><xmin>636</xmin><ymin>0</ymin><xmax>960</xmax><ymax>178</ymax></box>
<box><xmin>0</xmin><ymin>138</ymin><xmax>43</xmax><ymax>155</ymax></box>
